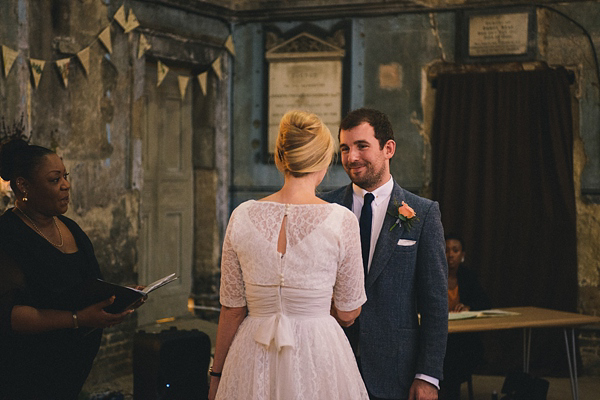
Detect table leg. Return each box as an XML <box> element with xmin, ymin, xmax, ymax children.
<box><xmin>563</xmin><ymin>328</ymin><xmax>579</xmax><ymax>400</ymax></box>
<box><xmin>522</xmin><ymin>327</ymin><xmax>531</xmax><ymax>373</ymax></box>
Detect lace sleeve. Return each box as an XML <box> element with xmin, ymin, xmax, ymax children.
<box><xmin>219</xmin><ymin>209</ymin><xmax>247</xmax><ymax>307</ymax></box>
<box><xmin>333</xmin><ymin>209</ymin><xmax>367</xmax><ymax>311</ymax></box>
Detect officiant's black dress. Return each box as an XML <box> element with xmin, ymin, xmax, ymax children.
<box><xmin>0</xmin><ymin>209</ymin><xmax>103</xmax><ymax>400</ymax></box>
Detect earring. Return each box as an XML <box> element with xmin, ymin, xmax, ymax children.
<box><xmin>22</xmin><ymin>194</ymin><xmax>28</xmax><ymax>202</ymax></box>
<box><xmin>461</xmin><ymin>256</ymin><xmax>465</xmax><ymax>263</ymax></box>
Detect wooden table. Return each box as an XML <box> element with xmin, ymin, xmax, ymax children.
<box><xmin>448</xmin><ymin>306</ymin><xmax>600</xmax><ymax>400</ymax></box>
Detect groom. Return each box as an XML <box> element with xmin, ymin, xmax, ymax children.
<box><xmin>323</xmin><ymin>108</ymin><xmax>447</xmax><ymax>400</ymax></box>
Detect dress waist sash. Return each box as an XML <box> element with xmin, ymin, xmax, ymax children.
<box><xmin>245</xmin><ymin>284</ymin><xmax>332</xmax><ymax>351</ymax></box>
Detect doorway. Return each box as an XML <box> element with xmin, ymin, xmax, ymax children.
<box><xmin>137</xmin><ymin>61</ymin><xmax>194</xmax><ymax>326</ymax></box>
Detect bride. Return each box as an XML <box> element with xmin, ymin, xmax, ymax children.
<box><xmin>208</xmin><ymin>110</ymin><xmax>369</xmax><ymax>399</ymax></box>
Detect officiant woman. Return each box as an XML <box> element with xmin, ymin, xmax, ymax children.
<box><xmin>0</xmin><ymin>137</ymin><xmax>132</xmax><ymax>400</ymax></box>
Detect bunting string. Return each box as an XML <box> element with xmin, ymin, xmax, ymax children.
<box><xmin>0</xmin><ymin>4</ymin><xmax>234</xmax><ymax>96</ymax></box>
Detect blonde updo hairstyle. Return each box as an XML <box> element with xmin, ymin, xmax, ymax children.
<box><xmin>275</xmin><ymin>110</ymin><xmax>334</xmax><ymax>178</ymax></box>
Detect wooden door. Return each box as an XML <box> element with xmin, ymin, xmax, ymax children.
<box><xmin>137</xmin><ymin>62</ymin><xmax>194</xmax><ymax>326</ymax></box>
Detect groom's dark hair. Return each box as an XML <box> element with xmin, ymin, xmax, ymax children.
<box><xmin>338</xmin><ymin>108</ymin><xmax>395</xmax><ymax>150</ymax></box>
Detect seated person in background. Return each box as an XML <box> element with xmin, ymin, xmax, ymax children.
<box><xmin>440</xmin><ymin>233</ymin><xmax>491</xmax><ymax>400</ymax></box>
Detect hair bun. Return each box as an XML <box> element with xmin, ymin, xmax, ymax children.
<box><xmin>0</xmin><ymin>138</ymin><xmax>29</xmax><ymax>181</ymax></box>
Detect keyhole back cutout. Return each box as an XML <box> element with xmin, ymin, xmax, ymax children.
<box><xmin>277</xmin><ymin>215</ymin><xmax>287</xmax><ymax>256</ymax></box>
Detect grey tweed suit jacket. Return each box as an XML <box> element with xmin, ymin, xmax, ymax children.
<box><xmin>321</xmin><ymin>182</ymin><xmax>448</xmax><ymax>399</ymax></box>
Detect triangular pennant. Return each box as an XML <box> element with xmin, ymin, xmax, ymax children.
<box><xmin>138</xmin><ymin>34</ymin><xmax>151</xmax><ymax>59</ymax></box>
<box><xmin>2</xmin><ymin>45</ymin><xmax>19</xmax><ymax>77</ymax></box>
<box><xmin>29</xmin><ymin>58</ymin><xmax>46</xmax><ymax>88</ymax></box>
<box><xmin>124</xmin><ymin>10</ymin><xmax>140</xmax><ymax>33</ymax></box>
<box><xmin>178</xmin><ymin>76</ymin><xmax>190</xmax><ymax>100</ymax></box>
<box><xmin>55</xmin><ymin>58</ymin><xmax>71</xmax><ymax>87</ymax></box>
<box><xmin>157</xmin><ymin>61</ymin><xmax>169</xmax><ymax>87</ymax></box>
<box><xmin>224</xmin><ymin>35</ymin><xmax>235</xmax><ymax>56</ymax></box>
<box><xmin>77</xmin><ymin>47</ymin><xmax>90</xmax><ymax>76</ymax></box>
<box><xmin>212</xmin><ymin>56</ymin><xmax>222</xmax><ymax>80</ymax></box>
<box><xmin>99</xmin><ymin>26</ymin><xmax>112</xmax><ymax>54</ymax></box>
<box><xmin>114</xmin><ymin>5</ymin><xmax>128</xmax><ymax>30</ymax></box>
<box><xmin>197</xmin><ymin>72</ymin><xmax>207</xmax><ymax>95</ymax></box>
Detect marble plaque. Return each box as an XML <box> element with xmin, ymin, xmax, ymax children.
<box><xmin>268</xmin><ymin>60</ymin><xmax>342</xmax><ymax>153</ymax></box>
<box><xmin>468</xmin><ymin>12</ymin><xmax>529</xmax><ymax>56</ymax></box>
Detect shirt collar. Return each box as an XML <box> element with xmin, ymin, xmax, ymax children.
<box><xmin>352</xmin><ymin>176</ymin><xmax>394</xmax><ymax>206</ymax></box>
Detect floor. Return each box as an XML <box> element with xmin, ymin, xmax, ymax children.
<box><xmin>84</xmin><ymin>316</ymin><xmax>600</xmax><ymax>399</ymax></box>
<box><xmin>87</xmin><ymin>373</ymin><xmax>600</xmax><ymax>400</ymax></box>
<box><xmin>464</xmin><ymin>374</ymin><xmax>600</xmax><ymax>400</ymax></box>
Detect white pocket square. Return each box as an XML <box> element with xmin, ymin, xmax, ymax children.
<box><xmin>397</xmin><ymin>239</ymin><xmax>416</xmax><ymax>246</ymax></box>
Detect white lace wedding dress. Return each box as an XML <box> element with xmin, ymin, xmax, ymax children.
<box><xmin>216</xmin><ymin>200</ymin><xmax>369</xmax><ymax>400</ymax></box>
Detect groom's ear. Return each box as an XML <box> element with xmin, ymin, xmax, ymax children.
<box><xmin>383</xmin><ymin>139</ymin><xmax>396</xmax><ymax>160</ymax></box>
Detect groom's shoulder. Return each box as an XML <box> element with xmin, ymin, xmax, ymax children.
<box><xmin>397</xmin><ymin>186</ymin><xmax>437</xmax><ymax>210</ymax></box>
<box><xmin>319</xmin><ymin>185</ymin><xmax>349</xmax><ymax>203</ymax></box>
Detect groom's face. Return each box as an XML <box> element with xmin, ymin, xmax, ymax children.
<box><xmin>339</xmin><ymin>122</ymin><xmax>395</xmax><ymax>192</ymax></box>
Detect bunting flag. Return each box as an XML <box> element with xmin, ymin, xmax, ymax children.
<box><xmin>138</xmin><ymin>34</ymin><xmax>151</xmax><ymax>59</ymax></box>
<box><xmin>114</xmin><ymin>5</ymin><xmax>128</xmax><ymax>30</ymax></box>
<box><xmin>212</xmin><ymin>56</ymin><xmax>222</xmax><ymax>80</ymax></box>
<box><xmin>0</xmin><ymin>5</ymin><xmax>231</xmax><ymax>90</ymax></box>
<box><xmin>77</xmin><ymin>47</ymin><xmax>90</xmax><ymax>76</ymax></box>
<box><xmin>197</xmin><ymin>71</ymin><xmax>207</xmax><ymax>95</ymax></box>
<box><xmin>124</xmin><ymin>11</ymin><xmax>140</xmax><ymax>33</ymax></box>
<box><xmin>29</xmin><ymin>58</ymin><xmax>45</xmax><ymax>88</ymax></box>
<box><xmin>224</xmin><ymin>35</ymin><xmax>235</xmax><ymax>56</ymax></box>
<box><xmin>99</xmin><ymin>26</ymin><xmax>112</xmax><ymax>54</ymax></box>
<box><xmin>2</xmin><ymin>45</ymin><xmax>19</xmax><ymax>77</ymax></box>
<box><xmin>55</xmin><ymin>58</ymin><xmax>71</xmax><ymax>87</ymax></box>
<box><xmin>157</xmin><ymin>61</ymin><xmax>168</xmax><ymax>87</ymax></box>
<box><xmin>178</xmin><ymin>76</ymin><xmax>189</xmax><ymax>100</ymax></box>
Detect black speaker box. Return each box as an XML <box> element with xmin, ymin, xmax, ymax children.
<box><xmin>133</xmin><ymin>327</ymin><xmax>211</xmax><ymax>400</ymax></box>
<box><xmin>500</xmin><ymin>371</ymin><xmax>549</xmax><ymax>400</ymax></box>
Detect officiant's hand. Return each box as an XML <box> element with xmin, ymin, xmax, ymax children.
<box><xmin>77</xmin><ymin>296</ymin><xmax>134</xmax><ymax>328</ymax></box>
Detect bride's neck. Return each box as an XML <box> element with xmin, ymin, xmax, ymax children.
<box><xmin>272</xmin><ymin>174</ymin><xmax>322</xmax><ymax>204</ymax></box>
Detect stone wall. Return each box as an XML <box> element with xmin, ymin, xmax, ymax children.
<box><xmin>1</xmin><ymin>0</ymin><xmax>231</xmax><ymax>390</ymax></box>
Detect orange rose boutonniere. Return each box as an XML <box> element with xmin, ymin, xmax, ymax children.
<box><xmin>389</xmin><ymin>201</ymin><xmax>419</xmax><ymax>232</ymax></box>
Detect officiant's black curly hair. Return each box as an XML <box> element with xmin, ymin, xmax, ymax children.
<box><xmin>0</xmin><ymin>116</ymin><xmax>53</xmax><ymax>193</ymax></box>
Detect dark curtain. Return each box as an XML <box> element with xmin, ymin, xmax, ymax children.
<box><xmin>432</xmin><ymin>68</ymin><xmax>578</xmax><ymax>375</ymax></box>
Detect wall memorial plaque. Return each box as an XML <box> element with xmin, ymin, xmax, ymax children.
<box><xmin>469</xmin><ymin>13</ymin><xmax>529</xmax><ymax>56</ymax></box>
<box><xmin>457</xmin><ymin>8</ymin><xmax>536</xmax><ymax>63</ymax></box>
<box><xmin>265</xmin><ymin>32</ymin><xmax>345</xmax><ymax>154</ymax></box>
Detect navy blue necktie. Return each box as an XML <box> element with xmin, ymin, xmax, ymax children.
<box><xmin>360</xmin><ymin>193</ymin><xmax>375</xmax><ymax>277</ymax></box>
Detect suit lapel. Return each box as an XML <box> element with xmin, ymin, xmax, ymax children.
<box><xmin>366</xmin><ymin>184</ymin><xmax>406</xmax><ymax>289</ymax></box>
<box><xmin>341</xmin><ymin>184</ymin><xmax>353</xmax><ymax>210</ymax></box>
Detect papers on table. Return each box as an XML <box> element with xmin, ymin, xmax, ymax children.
<box><xmin>449</xmin><ymin>309</ymin><xmax>521</xmax><ymax>320</ymax></box>
<box><xmin>478</xmin><ymin>309</ymin><xmax>520</xmax><ymax>317</ymax></box>
<box><xmin>448</xmin><ymin>311</ymin><xmax>480</xmax><ymax>320</ymax></box>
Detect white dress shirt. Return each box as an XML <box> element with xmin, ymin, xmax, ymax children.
<box><xmin>351</xmin><ymin>176</ymin><xmax>440</xmax><ymax>390</ymax></box>
<box><xmin>351</xmin><ymin>176</ymin><xmax>394</xmax><ymax>273</ymax></box>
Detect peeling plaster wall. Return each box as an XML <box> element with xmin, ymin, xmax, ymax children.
<box><xmin>0</xmin><ymin>0</ymin><xmax>143</xmax><ymax>384</ymax></box>
<box><xmin>1</xmin><ymin>0</ymin><xmax>231</xmax><ymax>389</ymax></box>
<box><xmin>538</xmin><ymin>4</ymin><xmax>600</xmax><ymax>374</ymax></box>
